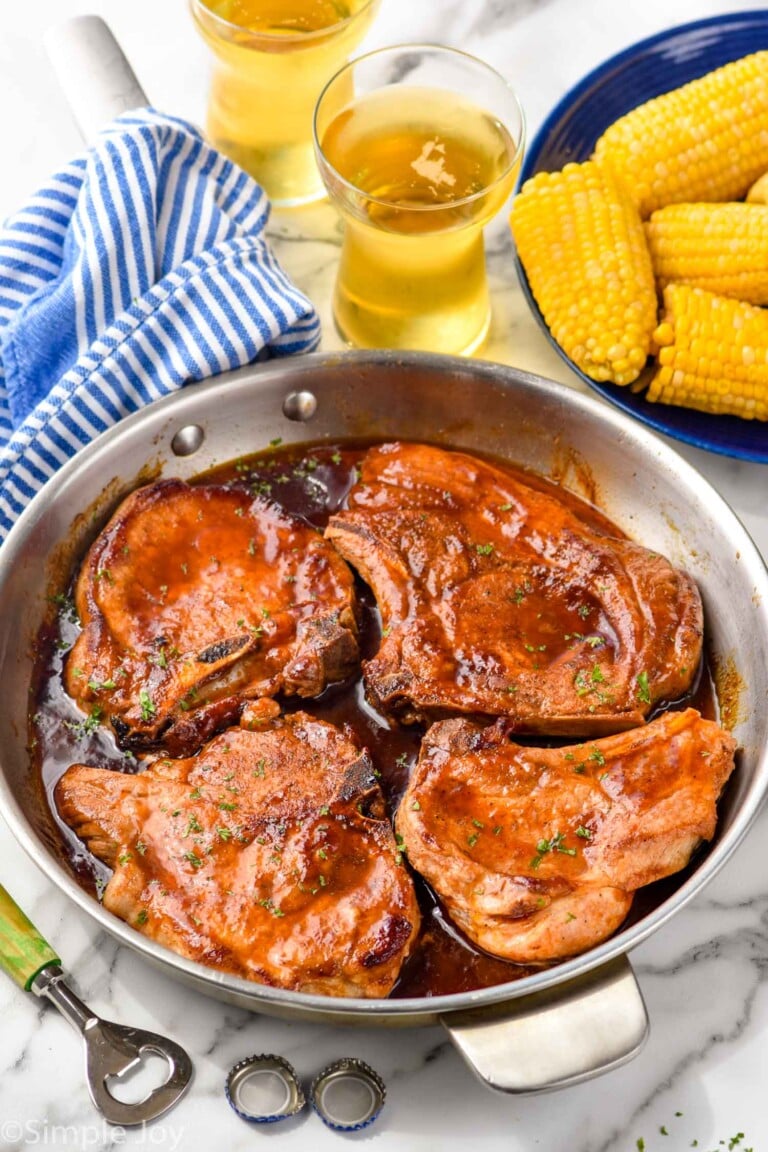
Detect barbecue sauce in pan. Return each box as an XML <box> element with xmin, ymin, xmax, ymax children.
<box><xmin>29</xmin><ymin>442</ymin><xmax>718</xmax><ymax>998</ymax></box>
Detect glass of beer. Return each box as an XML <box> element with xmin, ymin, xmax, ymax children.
<box><xmin>190</xmin><ymin>0</ymin><xmax>380</xmax><ymax>207</ymax></box>
<box><xmin>314</xmin><ymin>45</ymin><xmax>525</xmax><ymax>354</ymax></box>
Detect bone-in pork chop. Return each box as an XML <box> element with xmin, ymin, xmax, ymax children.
<box><xmin>56</xmin><ymin>707</ymin><xmax>420</xmax><ymax>997</ymax></box>
<box><xmin>66</xmin><ymin>479</ymin><xmax>359</xmax><ymax>755</ymax></box>
<box><xmin>326</xmin><ymin>443</ymin><xmax>702</xmax><ymax>734</ymax></box>
<box><xmin>397</xmin><ymin>708</ymin><xmax>735</xmax><ymax>963</ymax></box>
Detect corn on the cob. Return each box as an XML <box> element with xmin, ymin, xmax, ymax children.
<box><xmin>510</xmin><ymin>161</ymin><xmax>657</xmax><ymax>386</ymax></box>
<box><xmin>746</xmin><ymin>171</ymin><xmax>768</xmax><ymax>204</ymax></box>
<box><xmin>645</xmin><ymin>202</ymin><xmax>768</xmax><ymax>305</ymax></box>
<box><xmin>648</xmin><ymin>284</ymin><xmax>768</xmax><ymax>420</ymax></box>
<box><xmin>594</xmin><ymin>52</ymin><xmax>768</xmax><ymax>218</ymax></box>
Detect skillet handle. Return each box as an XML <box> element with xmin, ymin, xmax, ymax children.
<box><xmin>440</xmin><ymin>955</ymin><xmax>648</xmax><ymax>1094</ymax></box>
<box><xmin>45</xmin><ymin>15</ymin><xmax>150</xmax><ymax>146</ymax></box>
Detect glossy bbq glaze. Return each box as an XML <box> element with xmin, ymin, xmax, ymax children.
<box><xmin>326</xmin><ymin>442</ymin><xmax>704</xmax><ymax>733</ymax></box>
<box><xmin>29</xmin><ymin>441</ymin><xmax>718</xmax><ymax>998</ymax></box>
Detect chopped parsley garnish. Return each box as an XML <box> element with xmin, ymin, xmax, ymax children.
<box><xmin>395</xmin><ymin>753</ymin><xmax>409</xmax><ymax>768</ymax></box>
<box><xmin>218</xmin><ymin>801</ymin><xmax>238</xmax><ymax>812</ymax></box>
<box><xmin>253</xmin><ymin>758</ymin><xmax>266</xmax><ymax>778</ymax></box>
<box><xmin>573</xmin><ymin>663</ymin><xmax>615</xmax><ymax>706</ymax></box>
<box><xmin>499</xmin><ymin>503</ymin><xmax>514</xmax><ymax>512</ymax></box>
<box><xmin>189</xmin><ymin>787</ymin><xmax>203</xmax><ymax>800</ymax></box>
<box><xmin>258</xmin><ymin>898</ymin><xmax>285</xmax><ymax>917</ymax></box>
<box><xmin>184</xmin><ymin>851</ymin><xmax>203</xmax><ymax>869</ymax></box>
<box><xmin>589</xmin><ymin>747</ymin><xmax>606</xmax><ymax>766</ymax></box>
<box><xmin>84</xmin><ymin>705</ymin><xmax>104</xmax><ymax>733</ymax></box>
<box><xmin>185</xmin><ymin>815</ymin><xmax>203</xmax><ymax>835</ymax></box>
<box><xmin>475</xmin><ymin>543</ymin><xmax>494</xmax><ymax>556</ymax></box>
<box><xmin>331</xmin><ymin>451</ymin><xmax>342</xmax><ymax>465</ymax></box>
<box><xmin>117</xmin><ymin>852</ymin><xmax>132</xmax><ymax>866</ymax></box>
<box><xmin>319</xmin><ymin>805</ymin><xmax>330</xmax><ymax>816</ymax></box>
<box><xmin>576</xmin><ymin>826</ymin><xmax>592</xmax><ymax>840</ymax></box>
<box><xmin>65</xmin><ymin>704</ymin><xmax>104</xmax><ymax>738</ymax></box>
<box><xmin>135</xmin><ymin>909</ymin><xmax>148</xmax><ymax>925</ymax></box>
<box><xmin>135</xmin><ymin>839</ymin><xmax>148</xmax><ymax>855</ymax></box>
<box><xmin>636</xmin><ymin>670</ymin><xmax>651</xmax><ymax>704</ymax></box>
<box><xmin>48</xmin><ymin>591</ymin><xmax>78</xmax><ymax>621</ymax></box>
<box><xmin>574</xmin><ymin>669</ymin><xmax>591</xmax><ymax>697</ymax></box>
<box><xmin>411</xmin><ymin>801</ymin><xmax>421</xmax><ymax>811</ymax></box>
<box><xmin>467</xmin><ymin>833</ymin><xmax>479</xmax><ymax>848</ymax></box>
<box><xmin>217</xmin><ymin>827</ymin><xmax>232</xmax><ymax>841</ymax></box>
<box><xmin>269</xmin><ymin>437</ymin><xmax>282</xmax><ymax>447</ymax></box>
<box><xmin>530</xmin><ymin>831</ymin><xmax>577</xmax><ymax>870</ymax></box>
<box><xmin>87</xmin><ymin>677</ymin><xmax>116</xmax><ymax>692</ymax></box>
<box><xmin>577</xmin><ymin>603</ymin><xmax>590</xmax><ymax>619</ymax></box>
<box><xmin>139</xmin><ymin>690</ymin><xmax>156</xmax><ymax>721</ymax></box>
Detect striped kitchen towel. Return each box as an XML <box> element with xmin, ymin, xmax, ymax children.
<box><xmin>0</xmin><ymin>107</ymin><xmax>320</xmax><ymax>542</ymax></box>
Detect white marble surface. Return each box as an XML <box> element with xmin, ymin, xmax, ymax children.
<box><xmin>0</xmin><ymin>0</ymin><xmax>767</xmax><ymax>1148</ymax></box>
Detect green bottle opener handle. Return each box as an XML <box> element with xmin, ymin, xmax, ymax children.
<box><xmin>0</xmin><ymin>883</ymin><xmax>60</xmax><ymax>990</ymax></box>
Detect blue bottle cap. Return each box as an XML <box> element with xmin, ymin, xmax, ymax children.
<box><xmin>310</xmin><ymin>1058</ymin><xmax>386</xmax><ymax>1132</ymax></box>
<box><xmin>225</xmin><ymin>1054</ymin><xmax>305</xmax><ymax>1124</ymax></box>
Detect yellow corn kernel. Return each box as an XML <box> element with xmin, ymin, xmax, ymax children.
<box><xmin>645</xmin><ymin>202</ymin><xmax>768</xmax><ymax>305</ymax></box>
<box><xmin>594</xmin><ymin>52</ymin><xmax>768</xmax><ymax>218</ymax></box>
<box><xmin>647</xmin><ymin>285</ymin><xmax>768</xmax><ymax>420</ymax></box>
<box><xmin>510</xmin><ymin>161</ymin><xmax>657</xmax><ymax>386</ymax></box>
<box><xmin>746</xmin><ymin>171</ymin><xmax>768</xmax><ymax>204</ymax></box>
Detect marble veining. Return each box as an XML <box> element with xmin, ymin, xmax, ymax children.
<box><xmin>0</xmin><ymin>0</ymin><xmax>766</xmax><ymax>1147</ymax></box>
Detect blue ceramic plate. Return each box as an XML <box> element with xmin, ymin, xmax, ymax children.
<box><xmin>517</xmin><ymin>11</ymin><xmax>768</xmax><ymax>462</ymax></box>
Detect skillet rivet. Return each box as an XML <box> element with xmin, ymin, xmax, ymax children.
<box><xmin>283</xmin><ymin>390</ymin><xmax>317</xmax><ymax>421</ymax></box>
<box><xmin>171</xmin><ymin>424</ymin><xmax>205</xmax><ymax>456</ymax></box>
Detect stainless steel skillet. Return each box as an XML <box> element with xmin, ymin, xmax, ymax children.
<box><xmin>0</xmin><ymin>350</ymin><xmax>766</xmax><ymax>1095</ymax></box>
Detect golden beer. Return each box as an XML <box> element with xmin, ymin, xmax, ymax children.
<box><xmin>315</xmin><ymin>48</ymin><xmax>525</xmax><ymax>353</ymax></box>
<box><xmin>191</xmin><ymin>0</ymin><xmax>379</xmax><ymax>206</ymax></box>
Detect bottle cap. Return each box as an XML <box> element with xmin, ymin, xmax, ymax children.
<box><xmin>310</xmin><ymin>1058</ymin><xmax>386</xmax><ymax>1132</ymax></box>
<box><xmin>225</xmin><ymin>1054</ymin><xmax>305</xmax><ymax>1124</ymax></box>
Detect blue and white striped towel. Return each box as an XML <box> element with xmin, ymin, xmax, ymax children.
<box><xmin>0</xmin><ymin>108</ymin><xmax>320</xmax><ymax>542</ymax></box>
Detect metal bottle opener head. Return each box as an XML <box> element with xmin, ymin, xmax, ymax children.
<box><xmin>32</xmin><ymin>966</ymin><xmax>193</xmax><ymax>1126</ymax></box>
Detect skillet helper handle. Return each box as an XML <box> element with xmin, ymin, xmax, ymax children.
<box><xmin>44</xmin><ymin>15</ymin><xmax>150</xmax><ymax>146</ymax></box>
<box><xmin>0</xmin><ymin>884</ymin><xmax>60</xmax><ymax>991</ymax></box>
<box><xmin>441</xmin><ymin>955</ymin><xmax>648</xmax><ymax>1094</ymax></box>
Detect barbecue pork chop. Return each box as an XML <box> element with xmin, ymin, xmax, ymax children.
<box><xmin>326</xmin><ymin>442</ymin><xmax>702</xmax><ymax>734</ymax></box>
<box><xmin>56</xmin><ymin>707</ymin><xmax>420</xmax><ymax>997</ymax></box>
<box><xmin>397</xmin><ymin>708</ymin><xmax>735</xmax><ymax>963</ymax></box>
<box><xmin>66</xmin><ymin>479</ymin><xmax>359</xmax><ymax>755</ymax></box>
